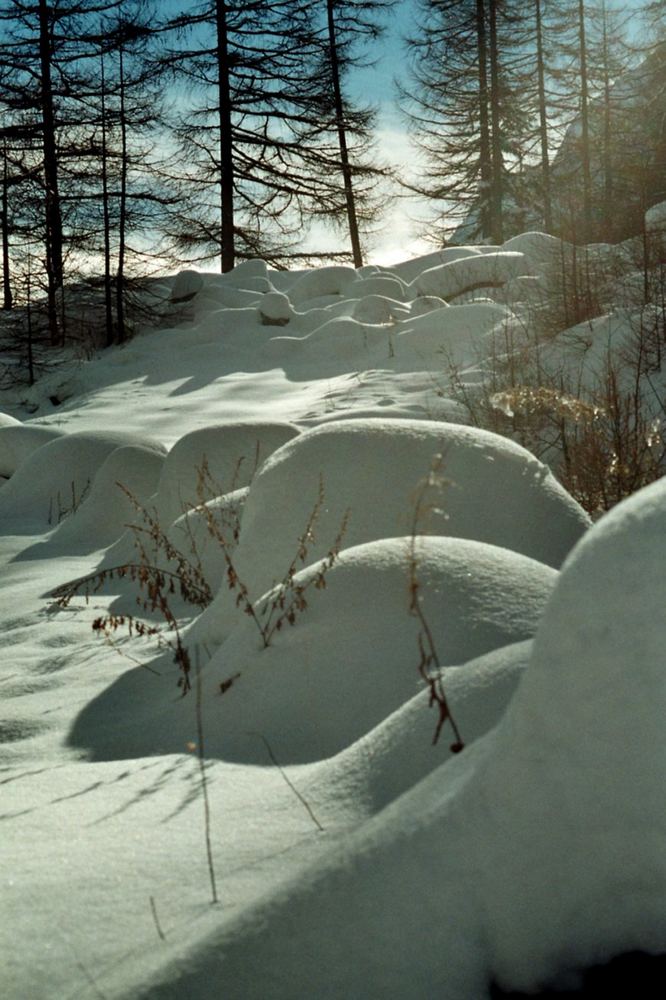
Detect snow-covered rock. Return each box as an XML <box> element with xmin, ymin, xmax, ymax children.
<box><xmin>0</xmin><ymin>429</ymin><xmax>155</xmax><ymax>528</ymax></box>
<box><xmin>351</xmin><ymin>294</ymin><xmax>409</xmax><ymax>324</ymax></box>
<box><xmin>167</xmin><ymin>486</ymin><xmax>248</xmax><ymax>592</ymax></box>
<box><xmin>288</xmin><ymin>265</ymin><xmax>358</xmax><ymax>305</ymax></box>
<box><xmin>47</xmin><ymin>442</ymin><xmax>167</xmax><ymax>551</ymax></box>
<box><xmin>206</xmin><ymin>536</ymin><xmax>556</xmax><ymax>762</ymax></box>
<box><xmin>0</xmin><ymin>422</ymin><xmax>63</xmax><ymax>478</ymax></box>
<box><xmin>389</xmin><ymin>246</ymin><xmax>482</xmax><ymax>284</ymax></box>
<box><xmin>350</xmin><ymin>273</ymin><xmax>408</xmax><ymax>301</ymax></box>
<box><xmin>413</xmin><ymin>251</ymin><xmax>531</xmax><ymax>301</ymax></box>
<box><xmin>645</xmin><ymin>200</ymin><xmax>666</xmax><ymax>233</ymax></box>
<box><xmin>259</xmin><ymin>290</ymin><xmax>293</xmax><ymax>326</ymax></box>
<box><xmin>152</xmin><ymin>420</ymin><xmax>300</xmax><ymax>526</ymax></box>
<box><xmin>170</xmin><ymin>269</ymin><xmax>205</xmax><ymax>303</ymax></box>
<box><xmin>190</xmin><ymin>418</ymin><xmax>589</xmax><ymax>649</ymax></box>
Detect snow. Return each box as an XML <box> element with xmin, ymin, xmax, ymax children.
<box><xmin>170</xmin><ymin>269</ymin><xmax>205</xmax><ymax>304</ymax></box>
<box><xmin>0</xmin><ymin>422</ymin><xmax>63</xmax><ymax>477</ymax></box>
<box><xmin>412</xmin><ymin>250</ymin><xmax>531</xmax><ymax>300</ymax></box>
<box><xmin>87</xmin><ymin>537</ymin><xmax>554</xmax><ymax>765</ymax></box>
<box><xmin>1</xmin><ymin>230</ymin><xmax>664</xmax><ymax>999</ymax></box>
<box><xmin>0</xmin><ymin>429</ymin><xmax>163</xmax><ymax>530</ymax></box>
<box><xmin>645</xmin><ymin>200</ymin><xmax>666</xmax><ymax>232</ymax></box>
<box><xmin>149</xmin><ymin>420</ymin><xmax>299</xmax><ymax>526</ymax></box>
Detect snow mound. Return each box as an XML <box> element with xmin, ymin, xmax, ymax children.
<box><xmin>0</xmin><ymin>411</ymin><xmax>19</xmax><ymax>427</ymax></box>
<box><xmin>288</xmin><ymin>265</ymin><xmax>358</xmax><ymax>305</ymax></box>
<box><xmin>222</xmin><ymin>257</ymin><xmax>268</xmax><ymax>285</ymax></box>
<box><xmin>0</xmin><ymin>423</ymin><xmax>63</xmax><ymax>478</ymax></box>
<box><xmin>167</xmin><ymin>486</ymin><xmax>248</xmax><ymax>592</ymax></box>
<box><xmin>206</xmin><ymin>536</ymin><xmax>555</xmax><ymax>763</ymax></box>
<box><xmin>144</xmin><ymin>478</ymin><xmax>666</xmax><ymax>1000</ymax></box>
<box><xmin>153</xmin><ymin>420</ymin><xmax>300</xmax><ymax>526</ymax></box>
<box><xmin>259</xmin><ymin>290</ymin><xmax>293</xmax><ymax>325</ymax></box>
<box><xmin>351</xmin><ymin>294</ymin><xmax>409</xmax><ymax>324</ymax></box>
<box><xmin>68</xmin><ymin>538</ymin><xmax>551</xmax><ymax>765</ymax></box>
<box><xmin>191</xmin><ymin>418</ymin><xmax>589</xmax><ymax>648</ymax></box>
<box><xmin>501</xmin><ymin>231</ymin><xmax>563</xmax><ymax>271</ymax></box>
<box><xmin>469</xmin><ymin>472</ymin><xmax>666</xmax><ymax>991</ymax></box>
<box><xmin>412</xmin><ymin>251</ymin><xmax>531</xmax><ymax>300</ymax></box>
<box><xmin>389</xmin><ymin>246</ymin><xmax>482</xmax><ymax>284</ymax></box>
<box><xmin>47</xmin><ymin>442</ymin><xmax>167</xmax><ymax>551</ymax></box>
<box><xmin>0</xmin><ymin>429</ymin><xmax>158</xmax><ymax>529</ymax></box>
<box><xmin>170</xmin><ymin>269</ymin><xmax>204</xmax><ymax>303</ymax></box>
<box><xmin>645</xmin><ymin>200</ymin><xmax>666</xmax><ymax>232</ymax></box>
<box><xmin>409</xmin><ymin>294</ymin><xmax>449</xmax><ymax>317</ymax></box>
<box><xmin>312</xmin><ymin>639</ymin><xmax>532</xmax><ymax>813</ymax></box>
<box><xmin>393</xmin><ymin>302</ymin><xmax>508</xmax><ymax>365</ymax></box>
<box><xmin>350</xmin><ymin>274</ymin><xmax>408</xmax><ymax>301</ymax></box>
<box><xmin>268</xmin><ymin>317</ymin><xmax>391</xmax><ymax>375</ymax></box>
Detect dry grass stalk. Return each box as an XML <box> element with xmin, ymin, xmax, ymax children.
<box><xmin>408</xmin><ymin>453</ymin><xmax>464</xmax><ymax>753</ymax></box>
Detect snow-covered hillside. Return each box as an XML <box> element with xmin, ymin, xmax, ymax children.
<box><xmin>1</xmin><ymin>222</ymin><xmax>665</xmax><ymax>998</ymax></box>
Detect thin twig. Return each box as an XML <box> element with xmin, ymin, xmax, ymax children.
<box><xmin>194</xmin><ymin>650</ymin><xmax>218</xmax><ymax>904</ymax></box>
<box><xmin>75</xmin><ymin>961</ymin><xmax>109</xmax><ymax>1000</ymax></box>
<box><xmin>408</xmin><ymin>453</ymin><xmax>465</xmax><ymax>753</ymax></box>
<box><xmin>251</xmin><ymin>731</ymin><xmax>324</xmax><ymax>833</ymax></box>
<box><xmin>149</xmin><ymin>896</ymin><xmax>166</xmax><ymax>942</ymax></box>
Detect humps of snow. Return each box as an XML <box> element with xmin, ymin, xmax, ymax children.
<box><xmin>150</xmin><ymin>420</ymin><xmax>299</xmax><ymax>526</ymax></box>
<box><xmin>189</xmin><ymin>417</ymin><xmax>590</xmax><ymax>649</ymax></box>
<box><xmin>412</xmin><ymin>250</ymin><xmax>530</xmax><ymax>300</ymax></box>
<box><xmin>0</xmin><ymin>429</ymin><xmax>164</xmax><ymax>530</ymax></box>
<box><xmin>0</xmin><ymin>422</ymin><xmax>63</xmax><ymax>478</ymax></box>
<box><xmin>132</xmin><ymin>474</ymin><xmax>666</xmax><ymax>1000</ymax></box>
<box><xmin>2</xmin><ymin>229</ymin><xmax>664</xmax><ymax>1000</ymax></box>
<box><xmin>645</xmin><ymin>199</ymin><xmax>666</xmax><ymax>232</ymax></box>
<box><xmin>70</xmin><ymin>536</ymin><xmax>555</xmax><ymax>763</ymax></box>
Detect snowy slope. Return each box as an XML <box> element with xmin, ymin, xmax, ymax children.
<box><xmin>1</xmin><ymin>230</ymin><xmax>665</xmax><ymax>999</ymax></box>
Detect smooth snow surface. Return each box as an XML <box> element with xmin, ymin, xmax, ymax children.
<box><xmin>1</xmin><ymin>234</ymin><xmax>663</xmax><ymax>1000</ymax></box>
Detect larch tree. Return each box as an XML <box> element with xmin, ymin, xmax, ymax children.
<box><xmin>316</xmin><ymin>0</ymin><xmax>394</xmax><ymax>267</ymax></box>
<box><xmin>159</xmin><ymin>1</ymin><xmax>350</xmax><ymax>270</ymax></box>
<box><xmin>0</xmin><ymin>0</ymin><xmax>133</xmax><ymax>343</ymax></box>
<box><xmin>401</xmin><ymin>0</ymin><xmax>533</xmax><ymax>244</ymax></box>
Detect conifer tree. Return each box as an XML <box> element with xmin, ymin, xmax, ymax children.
<box><xmin>160</xmin><ymin>2</ymin><xmax>329</xmax><ymax>269</ymax></box>
<box><xmin>401</xmin><ymin>0</ymin><xmax>533</xmax><ymax>244</ymax></box>
<box><xmin>318</xmin><ymin>0</ymin><xmax>393</xmax><ymax>266</ymax></box>
<box><xmin>159</xmin><ymin>1</ymin><xmax>391</xmax><ymax>269</ymax></box>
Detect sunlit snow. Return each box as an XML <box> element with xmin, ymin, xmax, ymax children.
<box><xmin>1</xmin><ymin>223</ymin><xmax>665</xmax><ymax>999</ymax></box>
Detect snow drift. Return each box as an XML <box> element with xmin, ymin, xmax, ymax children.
<box><xmin>1</xmin><ymin>224</ymin><xmax>664</xmax><ymax>1000</ymax></box>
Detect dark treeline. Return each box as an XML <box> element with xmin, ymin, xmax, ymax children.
<box><xmin>0</xmin><ymin>0</ymin><xmax>664</xmax><ymax>356</ymax></box>
<box><xmin>403</xmin><ymin>0</ymin><xmax>666</xmax><ymax>246</ymax></box>
<box><xmin>0</xmin><ymin>0</ymin><xmax>391</xmax><ymax>351</ymax></box>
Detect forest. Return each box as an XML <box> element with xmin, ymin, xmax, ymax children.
<box><xmin>0</xmin><ymin>0</ymin><xmax>664</xmax><ymax>354</ymax></box>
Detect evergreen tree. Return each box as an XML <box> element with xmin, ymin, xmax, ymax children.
<box><xmin>0</xmin><ymin>0</ymin><xmax>139</xmax><ymax>343</ymax></box>
<box><xmin>317</xmin><ymin>0</ymin><xmax>394</xmax><ymax>267</ymax></box>
<box><xmin>401</xmin><ymin>0</ymin><xmax>533</xmax><ymax>244</ymax></box>
<box><xmin>160</xmin><ymin>1</ymin><xmax>376</xmax><ymax>269</ymax></box>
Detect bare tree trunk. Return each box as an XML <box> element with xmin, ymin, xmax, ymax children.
<box><xmin>38</xmin><ymin>0</ymin><xmax>64</xmax><ymax>345</ymax></box>
<box><xmin>100</xmin><ymin>53</ymin><xmax>114</xmax><ymax>346</ymax></box>
<box><xmin>535</xmin><ymin>0</ymin><xmax>552</xmax><ymax>232</ymax></box>
<box><xmin>326</xmin><ymin>0</ymin><xmax>363</xmax><ymax>268</ymax></box>
<box><xmin>1</xmin><ymin>141</ymin><xmax>13</xmax><ymax>311</ymax></box>
<box><xmin>577</xmin><ymin>0</ymin><xmax>593</xmax><ymax>243</ymax></box>
<box><xmin>26</xmin><ymin>255</ymin><xmax>35</xmax><ymax>386</ymax></box>
<box><xmin>488</xmin><ymin>0</ymin><xmax>503</xmax><ymax>243</ymax></box>
<box><xmin>601</xmin><ymin>7</ymin><xmax>613</xmax><ymax>239</ymax></box>
<box><xmin>476</xmin><ymin>0</ymin><xmax>492</xmax><ymax>240</ymax></box>
<box><xmin>216</xmin><ymin>0</ymin><xmax>235</xmax><ymax>272</ymax></box>
<box><xmin>116</xmin><ymin>41</ymin><xmax>127</xmax><ymax>342</ymax></box>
